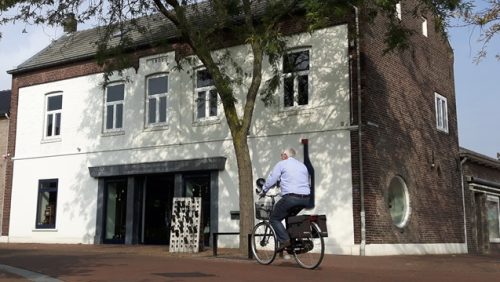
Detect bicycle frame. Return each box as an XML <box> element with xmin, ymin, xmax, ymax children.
<box><xmin>252</xmin><ymin>182</ymin><xmax>326</xmax><ymax>269</ymax></box>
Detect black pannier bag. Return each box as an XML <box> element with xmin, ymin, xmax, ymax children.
<box><xmin>287</xmin><ymin>215</ymin><xmax>328</xmax><ymax>238</ymax></box>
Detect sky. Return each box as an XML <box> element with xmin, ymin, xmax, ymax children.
<box><xmin>0</xmin><ymin>4</ymin><xmax>498</xmax><ymax>159</ymax></box>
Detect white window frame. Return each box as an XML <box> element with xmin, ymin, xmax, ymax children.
<box><xmin>146</xmin><ymin>73</ymin><xmax>169</xmax><ymax>127</ymax></box>
<box><xmin>387</xmin><ymin>175</ymin><xmax>411</xmax><ymax>228</ymax></box>
<box><xmin>104</xmin><ymin>82</ymin><xmax>125</xmax><ymax>133</ymax></box>
<box><xmin>35</xmin><ymin>179</ymin><xmax>58</xmax><ymax>229</ymax></box>
<box><xmin>487</xmin><ymin>196</ymin><xmax>500</xmax><ymax>243</ymax></box>
<box><xmin>282</xmin><ymin>48</ymin><xmax>311</xmax><ymax>110</ymax></box>
<box><xmin>194</xmin><ymin>68</ymin><xmax>219</xmax><ymax>123</ymax></box>
<box><xmin>422</xmin><ymin>16</ymin><xmax>428</xmax><ymax>37</ymax></box>
<box><xmin>434</xmin><ymin>92</ymin><xmax>448</xmax><ymax>133</ymax></box>
<box><xmin>43</xmin><ymin>92</ymin><xmax>63</xmax><ymax>140</ymax></box>
<box><xmin>396</xmin><ymin>2</ymin><xmax>402</xmax><ymax>20</ymax></box>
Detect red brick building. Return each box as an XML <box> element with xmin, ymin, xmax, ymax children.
<box><xmin>460</xmin><ymin>148</ymin><xmax>500</xmax><ymax>254</ymax></box>
<box><xmin>348</xmin><ymin>1</ymin><xmax>464</xmax><ymax>254</ymax></box>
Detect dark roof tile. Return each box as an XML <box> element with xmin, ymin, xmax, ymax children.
<box><xmin>8</xmin><ymin>1</ymin><xmax>270</xmax><ymax>74</ymax></box>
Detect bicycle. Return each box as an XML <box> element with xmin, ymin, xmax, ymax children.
<box><xmin>250</xmin><ymin>178</ymin><xmax>327</xmax><ymax>269</ymax></box>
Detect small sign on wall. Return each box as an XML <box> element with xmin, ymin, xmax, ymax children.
<box><xmin>169</xmin><ymin>197</ymin><xmax>202</xmax><ymax>253</ymax></box>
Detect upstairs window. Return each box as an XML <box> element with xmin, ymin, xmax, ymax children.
<box><xmin>195</xmin><ymin>69</ymin><xmax>218</xmax><ymax>121</ymax></box>
<box><xmin>146</xmin><ymin>74</ymin><xmax>168</xmax><ymax>126</ymax></box>
<box><xmin>435</xmin><ymin>93</ymin><xmax>448</xmax><ymax>133</ymax></box>
<box><xmin>44</xmin><ymin>93</ymin><xmax>63</xmax><ymax>139</ymax></box>
<box><xmin>36</xmin><ymin>179</ymin><xmax>58</xmax><ymax>229</ymax></box>
<box><xmin>422</xmin><ymin>17</ymin><xmax>428</xmax><ymax>37</ymax></box>
<box><xmin>283</xmin><ymin>49</ymin><xmax>310</xmax><ymax>108</ymax></box>
<box><xmin>104</xmin><ymin>83</ymin><xmax>125</xmax><ymax>132</ymax></box>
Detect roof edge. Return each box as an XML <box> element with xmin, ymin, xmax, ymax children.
<box><xmin>460</xmin><ymin>147</ymin><xmax>500</xmax><ymax>170</ymax></box>
<box><xmin>7</xmin><ymin>54</ymin><xmax>97</xmax><ymax>75</ymax></box>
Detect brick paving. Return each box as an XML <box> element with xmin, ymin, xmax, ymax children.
<box><xmin>0</xmin><ymin>243</ymin><xmax>499</xmax><ymax>281</ymax></box>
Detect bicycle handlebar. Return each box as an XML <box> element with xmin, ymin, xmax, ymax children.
<box><xmin>255</xmin><ymin>177</ymin><xmax>281</xmax><ymax>200</ymax></box>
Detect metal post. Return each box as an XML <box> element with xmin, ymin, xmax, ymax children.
<box><xmin>213</xmin><ymin>233</ymin><xmax>218</xmax><ymax>256</ymax></box>
<box><xmin>247</xmin><ymin>234</ymin><xmax>253</xmax><ymax>259</ymax></box>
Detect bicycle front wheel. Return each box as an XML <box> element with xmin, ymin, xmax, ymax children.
<box><xmin>251</xmin><ymin>221</ymin><xmax>277</xmax><ymax>265</ymax></box>
<box><xmin>292</xmin><ymin>222</ymin><xmax>325</xmax><ymax>269</ymax></box>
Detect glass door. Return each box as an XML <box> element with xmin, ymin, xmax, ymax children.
<box><xmin>143</xmin><ymin>174</ymin><xmax>175</xmax><ymax>244</ymax></box>
<box><xmin>104</xmin><ymin>179</ymin><xmax>127</xmax><ymax>244</ymax></box>
<box><xmin>184</xmin><ymin>174</ymin><xmax>211</xmax><ymax>246</ymax></box>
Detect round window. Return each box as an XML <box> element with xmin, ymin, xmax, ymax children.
<box><xmin>387</xmin><ymin>176</ymin><xmax>410</xmax><ymax>228</ymax></box>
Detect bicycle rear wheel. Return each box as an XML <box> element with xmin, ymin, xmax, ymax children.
<box><xmin>292</xmin><ymin>222</ymin><xmax>325</xmax><ymax>269</ymax></box>
<box><xmin>251</xmin><ymin>221</ymin><xmax>277</xmax><ymax>265</ymax></box>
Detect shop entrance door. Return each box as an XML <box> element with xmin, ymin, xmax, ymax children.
<box><xmin>184</xmin><ymin>174</ymin><xmax>211</xmax><ymax>246</ymax></box>
<box><xmin>103</xmin><ymin>179</ymin><xmax>128</xmax><ymax>244</ymax></box>
<box><xmin>143</xmin><ymin>174</ymin><xmax>175</xmax><ymax>244</ymax></box>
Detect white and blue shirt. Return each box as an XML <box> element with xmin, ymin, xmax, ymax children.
<box><xmin>262</xmin><ymin>157</ymin><xmax>310</xmax><ymax>196</ymax></box>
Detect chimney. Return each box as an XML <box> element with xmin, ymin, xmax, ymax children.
<box><xmin>63</xmin><ymin>13</ymin><xmax>77</xmax><ymax>33</ymax></box>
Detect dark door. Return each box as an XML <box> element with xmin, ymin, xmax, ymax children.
<box><xmin>103</xmin><ymin>179</ymin><xmax>128</xmax><ymax>244</ymax></box>
<box><xmin>143</xmin><ymin>174</ymin><xmax>175</xmax><ymax>244</ymax></box>
<box><xmin>184</xmin><ymin>174</ymin><xmax>211</xmax><ymax>246</ymax></box>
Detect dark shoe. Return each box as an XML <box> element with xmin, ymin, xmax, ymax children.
<box><xmin>276</xmin><ymin>240</ymin><xmax>291</xmax><ymax>252</ymax></box>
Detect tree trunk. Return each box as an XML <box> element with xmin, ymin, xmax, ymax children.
<box><xmin>232</xmin><ymin>131</ymin><xmax>255</xmax><ymax>256</ymax></box>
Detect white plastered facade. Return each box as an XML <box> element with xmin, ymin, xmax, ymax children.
<box><xmin>8</xmin><ymin>25</ymin><xmax>358</xmax><ymax>254</ymax></box>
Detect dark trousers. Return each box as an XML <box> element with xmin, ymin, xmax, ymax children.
<box><xmin>270</xmin><ymin>194</ymin><xmax>310</xmax><ymax>243</ymax></box>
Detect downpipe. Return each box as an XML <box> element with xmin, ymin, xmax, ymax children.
<box><xmin>351</xmin><ymin>5</ymin><xmax>366</xmax><ymax>256</ymax></box>
<box><xmin>459</xmin><ymin>157</ymin><xmax>468</xmax><ymax>252</ymax></box>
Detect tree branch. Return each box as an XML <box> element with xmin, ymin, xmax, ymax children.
<box><xmin>153</xmin><ymin>0</ymin><xmax>180</xmax><ymax>26</ymax></box>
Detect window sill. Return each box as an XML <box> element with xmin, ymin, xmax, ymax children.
<box><xmin>41</xmin><ymin>137</ymin><xmax>62</xmax><ymax>144</ymax></box>
<box><xmin>436</xmin><ymin>128</ymin><xmax>449</xmax><ymax>134</ymax></box>
<box><xmin>102</xmin><ymin>130</ymin><xmax>125</xmax><ymax>137</ymax></box>
<box><xmin>144</xmin><ymin>124</ymin><xmax>169</xmax><ymax>132</ymax></box>
<box><xmin>490</xmin><ymin>238</ymin><xmax>500</xmax><ymax>243</ymax></box>
<box><xmin>193</xmin><ymin>118</ymin><xmax>221</xmax><ymax>127</ymax></box>
<box><xmin>278</xmin><ymin>106</ymin><xmax>312</xmax><ymax>117</ymax></box>
<box><xmin>33</xmin><ymin>228</ymin><xmax>58</xmax><ymax>232</ymax></box>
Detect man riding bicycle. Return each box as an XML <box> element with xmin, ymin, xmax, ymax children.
<box><xmin>260</xmin><ymin>147</ymin><xmax>310</xmax><ymax>252</ymax></box>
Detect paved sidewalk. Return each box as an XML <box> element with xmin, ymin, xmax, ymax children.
<box><xmin>0</xmin><ymin>243</ymin><xmax>499</xmax><ymax>281</ymax></box>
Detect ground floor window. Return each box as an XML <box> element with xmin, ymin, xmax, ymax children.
<box><xmin>487</xmin><ymin>196</ymin><xmax>500</xmax><ymax>242</ymax></box>
<box><xmin>36</xmin><ymin>179</ymin><xmax>58</xmax><ymax>229</ymax></box>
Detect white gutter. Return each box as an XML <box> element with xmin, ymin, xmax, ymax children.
<box><xmin>459</xmin><ymin>157</ymin><xmax>468</xmax><ymax>252</ymax></box>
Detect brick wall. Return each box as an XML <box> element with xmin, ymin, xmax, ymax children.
<box><xmin>462</xmin><ymin>160</ymin><xmax>500</xmax><ymax>253</ymax></box>
<box><xmin>351</xmin><ymin>1</ymin><xmax>464</xmax><ymax>245</ymax></box>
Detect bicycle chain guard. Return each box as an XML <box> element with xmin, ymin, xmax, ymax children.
<box><xmin>288</xmin><ymin>239</ymin><xmax>314</xmax><ymax>254</ymax></box>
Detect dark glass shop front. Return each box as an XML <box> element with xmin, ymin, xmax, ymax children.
<box><xmin>89</xmin><ymin>158</ymin><xmax>225</xmax><ymax>246</ymax></box>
